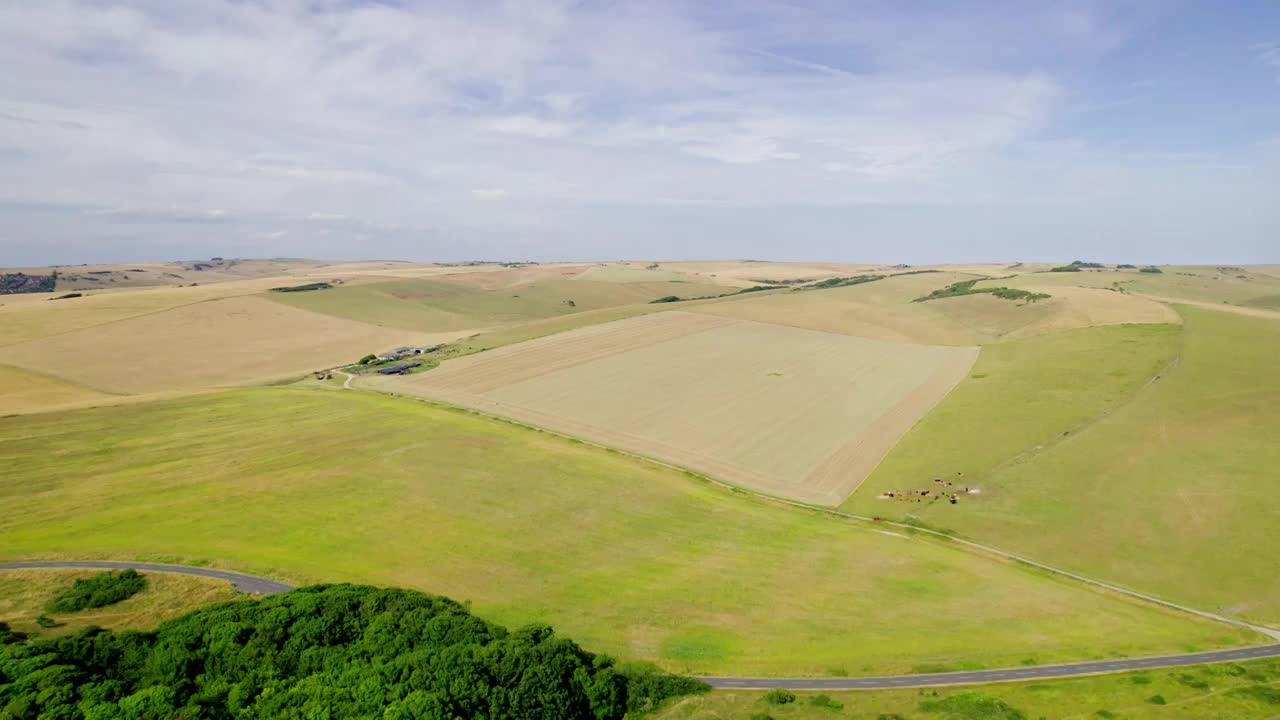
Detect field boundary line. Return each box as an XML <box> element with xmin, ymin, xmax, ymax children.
<box><xmin>356</xmin><ymin>383</ymin><xmax>1280</xmax><ymax>644</ymax></box>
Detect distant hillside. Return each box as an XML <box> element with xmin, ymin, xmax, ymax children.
<box><xmin>0</xmin><ymin>272</ymin><xmax>55</xmax><ymax>295</ymax></box>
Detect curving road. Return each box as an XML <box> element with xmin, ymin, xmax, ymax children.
<box><xmin>4</xmin><ymin>560</ymin><xmax>1280</xmax><ymax>690</ymax></box>
<box><xmin>702</xmin><ymin>644</ymin><xmax>1280</xmax><ymax>690</ymax></box>
<box><xmin>0</xmin><ymin>560</ymin><xmax>294</xmax><ymax>595</ymax></box>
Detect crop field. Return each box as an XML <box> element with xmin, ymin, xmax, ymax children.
<box><xmin>269</xmin><ymin>274</ymin><xmax>730</xmax><ymax>332</ymax></box>
<box><xmin>845</xmin><ymin>305</ymin><xmax>1280</xmax><ymax>626</ymax></box>
<box><xmin>0</xmin><ymin>278</ymin><xmax>292</xmax><ymax>346</ymax></box>
<box><xmin>0</xmin><ymin>388</ymin><xmax>1257</xmax><ymax>676</ymax></box>
<box><xmin>993</xmin><ymin>265</ymin><xmax>1280</xmax><ymax>308</ymax></box>
<box><xmin>0</xmin><ymin>568</ymin><xmax>240</xmax><ymax>637</ymax></box>
<box><xmin>657</xmin><ymin>260</ymin><xmax>881</xmax><ymax>286</ymax></box>
<box><xmin>689</xmin><ymin>272</ymin><xmax>1178</xmax><ymax>346</ymax></box>
<box><xmin>651</xmin><ymin>657</ymin><xmax>1280</xmax><ymax>719</ymax></box>
<box><xmin>573</xmin><ymin>264</ymin><xmax>705</xmax><ymax>283</ymax></box>
<box><xmin>379</xmin><ymin>311</ymin><xmax>978</xmax><ymax>504</ymax></box>
<box><xmin>0</xmin><ymin>295</ymin><xmax>452</xmax><ymax>394</ymax></box>
<box><xmin>0</xmin><ymin>363</ymin><xmax>118</xmax><ymax>414</ymax></box>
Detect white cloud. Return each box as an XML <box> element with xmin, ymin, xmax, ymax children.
<box><xmin>0</xmin><ymin>1</ymin><xmax>1273</xmax><ymax>264</ymax></box>
<box><xmin>489</xmin><ymin>116</ymin><xmax>575</xmax><ymax>139</ymax></box>
<box><xmin>1257</xmin><ymin>42</ymin><xmax>1280</xmax><ymax>78</ymax></box>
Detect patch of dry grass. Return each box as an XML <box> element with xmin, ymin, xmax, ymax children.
<box><xmin>0</xmin><ymin>568</ymin><xmax>241</xmax><ymax>637</ymax></box>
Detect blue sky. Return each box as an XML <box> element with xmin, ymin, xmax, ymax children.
<box><xmin>0</xmin><ymin>0</ymin><xmax>1276</xmax><ymax>265</ymax></box>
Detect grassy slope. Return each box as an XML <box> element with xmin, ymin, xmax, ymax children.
<box><xmin>0</xmin><ymin>295</ymin><xmax>438</xmax><ymax>394</ymax></box>
<box><xmin>0</xmin><ymin>363</ymin><xmax>118</xmax><ymax>414</ymax></box>
<box><xmin>268</xmin><ymin>276</ymin><xmax>729</xmax><ymax>332</ymax></box>
<box><xmin>845</xmin><ymin>323</ymin><xmax>1181</xmax><ymax>514</ymax></box>
<box><xmin>649</xmin><ymin>658</ymin><xmax>1280</xmax><ymax>720</ymax></box>
<box><xmin>995</xmin><ymin>267</ymin><xmax>1280</xmax><ymax>307</ymax></box>
<box><xmin>0</xmin><ymin>568</ymin><xmax>241</xmax><ymax>637</ymax></box>
<box><xmin>0</xmin><ymin>389</ymin><xmax>1255</xmax><ymax>676</ymax></box>
<box><xmin>849</xmin><ymin>306</ymin><xmax>1280</xmax><ymax>627</ymax></box>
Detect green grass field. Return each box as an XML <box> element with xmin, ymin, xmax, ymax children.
<box><xmin>0</xmin><ymin>388</ymin><xmax>1258</xmax><ymax>676</ymax></box>
<box><xmin>0</xmin><ymin>568</ymin><xmax>241</xmax><ymax>638</ymax></box>
<box><xmin>268</xmin><ymin>276</ymin><xmax>728</xmax><ymax>332</ymax></box>
<box><xmin>846</xmin><ymin>306</ymin><xmax>1280</xmax><ymax>628</ymax></box>
<box><xmin>845</xmin><ymin>322</ymin><xmax>1180</xmax><ymax>513</ymax></box>
<box><xmin>647</xmin><ymin>658</ymin><xmax>1280</xmax><ymax>719</ymax></box>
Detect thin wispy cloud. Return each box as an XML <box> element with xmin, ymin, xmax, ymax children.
<box><xmin>0</xmin><ymin>1</ymin><xmax>1276</xmax><ymax>264</ymax></box>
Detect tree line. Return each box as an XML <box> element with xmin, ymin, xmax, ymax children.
<box><xmin>0</xmin><ymin>584</ymin><xmax>706</xmax><ymax>719</ymax></box>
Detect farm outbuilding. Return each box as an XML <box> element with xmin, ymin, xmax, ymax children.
<box><xmin>378</xmin><ymin>345</ymin><xmax>442</xmax><ymax>360</ymax></box>
<box><xmin>377</xmin><ymin>346</ymin><xmax>415</xmax><ymax>360</ymax></box>
<box><xmin>377</xmin><ymin>362</ymin><xmax>422</xmax><ymax>375</ymax></box>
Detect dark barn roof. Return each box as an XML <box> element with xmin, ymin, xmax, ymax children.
<box><xmin>376</xmin><ymin>362</ymin><xmax>422</xmax><ymax>375</ymax></box>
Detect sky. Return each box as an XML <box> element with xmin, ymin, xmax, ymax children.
<box><xmin>0</xmin><ymin>0</ymin><xmax>1277</xmax><ymax>266</ymax></box>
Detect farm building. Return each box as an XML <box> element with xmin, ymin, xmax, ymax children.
<box><xmin>378</xmin><ymin>345</ymin><xmax>443</xmax><ymax>360</ymax></box>
<box><xmin>377</xmin><ymin>362</ymin><xmax>422</xmax><ymax>375</ymax></box>
<box><xmin>377</xmin><ymin>346</ymin><xmax>415</xmax><ymax>360</ymax></box>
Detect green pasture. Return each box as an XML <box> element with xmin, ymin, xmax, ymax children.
<box><xmin>848</xmin><ymin>306</ymin><xmax>1280</xmax><ymax>628</ymax></box>
<box><xmin>845</xmin><ymin>322</ymin><xmax>1180</xmax><ymax>515</ymax></box>
<box><xmin>0</xmin><ymin>388</ymin><xmax>1255</xmax><ymax>676</ymax></box>
<box><xmin>647</xmin><ymin>657</ymin><xmax>1280</xmax><ymax>719</ymax></box>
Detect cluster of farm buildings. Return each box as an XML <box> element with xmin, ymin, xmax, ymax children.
<box><xmin>378</xmin><ymin>344</ymin><xmax>441</xmax><ymax>361</ymax></box>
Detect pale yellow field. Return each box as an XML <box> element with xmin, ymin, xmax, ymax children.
<box><xmin>0</xmin><ymin>276</ymin><xmax>313</xmax><ymax>346</ymax></box>
<box><xmin>0</xmin><ymin>364</ymin><xmax>118</xmax><ymax>414</ymax></box>
<box><xmin>0</xmin><ymin>295</ymin><xmax>465</xmax><ymax>394</ymax></box>
<box><xmin>658</xmin><ymin>260</ymin><xmax>875</xmax><ymax>287</ymax></box>
<box><xmin>929</xmin><ymin>284</ymin><xmax>1180</xmax><ymax>339</ymax></box>
<box><xmin>689</xmin><ymin>272</ymin><xmax>1178</xmax><ymax>345</ymax></box>
<box><xmin>573</xmin><ymin>263</ymin><xmax>707</xmax><ymax>284</ymax></box>
<box><xmin>376</xmin><ymin>310</ymin><xmax>977</xmax><ymax>504</ymax></box>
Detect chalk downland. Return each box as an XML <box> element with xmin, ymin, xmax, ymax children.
<box><xmin>378</xmin><ymin>310</ymin><xmax>977</xmax><ymax>505</ymax></box>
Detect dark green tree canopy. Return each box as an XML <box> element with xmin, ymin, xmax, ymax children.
<box><xmin>0</xmin><ymin>584</ymin><xmax>705</xmax><ymax>719</ymax></box>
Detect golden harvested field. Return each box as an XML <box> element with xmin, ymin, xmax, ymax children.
<box><xmin>0</xmin><ymin>295</ymin><xmax>461</xmax><ymax>394</ymax></box>
<box><xmin>379</xmin><ymin>310</ymin><xmax>977</xmax><ymax>504</ymax></box>
<box><xmin>658</xmin><ymin>260</ymin><xmax>876</xmax><ymax>287</ymax></box>
<box><xmin>0</xmin><ymin>364</ymin><xmax>117</xmax><ymax>414</ymax></box>
<box><xmin>689</xmin><ymin>272</ymin><xmax>981</xmax><ymax>344</ymax></box>
<box><xmin>572</xmin><ymin>264</ymin><xmax>703</xmax><ymax>283</ymax></box>
<box><xmin>0</xmin><ymin>276</ymin><xmax>321</xmax><ymax>346</ymax></box>
<box><xmin>690</xmin><ymin>272</ymin><xmax>1178</xmax><ymax>345</ymax></box>
<box><xmin>928</xmin><ymin>284</ymin><xmax>1180</xmax><ymax>339</ymax></box>
<box><xmin>270</xmin><ymin>272</ymin><xmax>730</xmax><ymax>333</ymax></box>
<box><xmin>996</xmin><ymin>266</ymin><xmax>1280</xmax><ymax>307</ymax></box>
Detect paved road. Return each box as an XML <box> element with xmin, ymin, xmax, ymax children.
<box><xmin>5</xmin><ymin>560</ymin><xmax>1279</xmax><ymax>690</ymax></box>
<box><xmin>0</xmin><ymin>561</ymin><xmax>295</xmax><ymax>595</ymax></box>
<box><xmin>701</xmin><ymin>644</ymin><xmax>1280</xmax><ymax>690</ymax></box>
